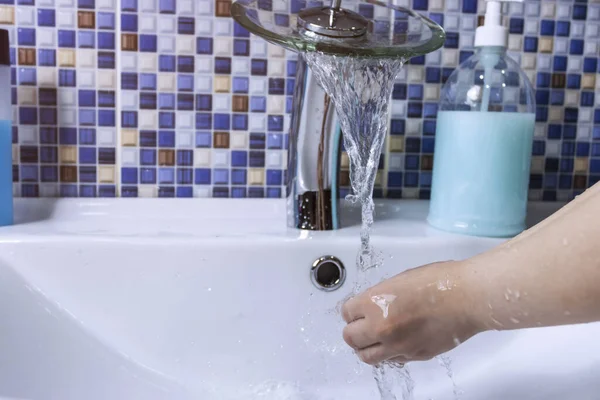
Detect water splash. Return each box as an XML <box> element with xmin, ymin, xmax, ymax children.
<box><xmin>437</xmin><ymin>355</ymin><xmax>462</xmax><ymax>399</ymax></box>
<box><xmin>303</xmin><ymin>52</ymin><xmax>408</xmax><ymax>399</ymax></box>
<box><xmin>371</xmin><ymin>294</ymin><xmax>397</xmax><ymax>318</ymax></box>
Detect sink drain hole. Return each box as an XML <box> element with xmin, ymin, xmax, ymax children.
<box><xmin>311</xmin><ymin>256</ymin><xmax>345</xmax><ymax>291</ymax></box>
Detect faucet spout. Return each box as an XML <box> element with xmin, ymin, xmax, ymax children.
<box><xmin>286</xmin><ymin>59</ymin><xmax>342</xmax><ymax>231</ymax></box>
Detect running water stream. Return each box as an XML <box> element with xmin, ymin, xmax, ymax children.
<box><xmin>303</xmin><ymin>52</ymin><xmax>410</xmax><ymax>399</ymax></box>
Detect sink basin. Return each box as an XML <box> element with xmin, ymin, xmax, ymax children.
<box><xmin>1</xmin><ymin>199</ymin><xmax>599</xmax><ymax>400</ymax></box>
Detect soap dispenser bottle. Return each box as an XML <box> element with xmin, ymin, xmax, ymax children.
<box><xmin>0</xmin><ymin>29</ymin><xmax>11</xmax><ymax>227</ymax></box>
<box><xmin>428</xmin><ymin>0</ymin><xmax>536</xmax><ymax>238</ymax></box>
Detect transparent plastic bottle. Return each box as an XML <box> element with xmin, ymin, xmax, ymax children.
<box><xmin>428</xmin><ymin>0</ymin><xmax>536</xmax><ymax>237</ymax></box>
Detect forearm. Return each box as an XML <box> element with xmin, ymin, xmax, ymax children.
<box><xmin>465</xmin><ymin>183</ymin><xmax>600</xmax><ymax>331</ymax></box>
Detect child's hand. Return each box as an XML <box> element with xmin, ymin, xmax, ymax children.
<box><xmin>341</xmin><ymin>261</ymin><xmax>483</xmax><ymax>365</ymax></box>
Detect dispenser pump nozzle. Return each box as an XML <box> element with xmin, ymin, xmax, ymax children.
<box><xmin>474</xmin><ymin>0</ymin><xmax>523</xmax><ymax>48</ymax></box>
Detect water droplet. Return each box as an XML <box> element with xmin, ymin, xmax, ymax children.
<box><xmin>510</xmin><ymin>317</ymin><xmax>520</xmax><ymax>324</ymax></box>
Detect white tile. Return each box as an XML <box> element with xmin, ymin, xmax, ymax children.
<box><xmin>196</xmin><ymin>76</ymin><xmax>212</xmax><ymax>92</ymax></box>
<box><xmin>565</xmin><ymin>91</ymin><xmax>579</xmax><ymax>106</ymax></box>
<box><xmin>459</xmin><ymin>32</ymin><xmax>474</xmax><ymax>48</ymax></box>
<box><xmin>537</xmin><ymin>55</ymin><xmax>552</xmax><ymax>70</ymax></box>
<box><xmin>194</xmin><ymin>187</ymin><xmax>211</xmax><ymax>198</ymax></box>
<box><xmin>504</xmin><ymin>87</ymin><xmax>519</xmax><ymax>104</ymax></box>
<box><xmin>585</xmin><ymin>42</ymin><xmax>598</xmax><ymax>56</ymax></box>
<box><xmin>194</xmin><ymin>149</ymin><xmax>211</xmax><ymax>167</ymax></box>
<box><xmin>508</xmin><ymin>35</ymin><xmax>522</xmax><ymax>52</ymax></box>
<box><xmin>590</xmin><ymin>5</ymin><xmax>600</xmax><ymax>21</ymax></box>
<box><xmin>177</xmin><ymin>131</ymin><xmax>194</xmax><ymax>148</ymax></box>
<box><xmin>554</xmin><ymin>38</ymin><xmax>568</xmax><ymax>54</ymax></box>
<box><xmin>405</xmin><ymin>120</ymin><xmax>421</xmax><ymax>136</ymax></box>
<box><xmin>429</xmin><ymin>0</ymin><xmax>444</xmax><ymax>11</ymax></box>
<box><xmin>78</xmin><ymin>70</ymin><xmax>96</xmax><ymax>88</ymax></box>
<box><xmin>388</xmin><ymin>153</ymin><xmax>404</xmax><ymax>170</ymax></box>
<box><xmin>268</xmin><ymin>60</ymin><xmax>284</xmax><ymax>77</ymax></box>
<box><xmin>158</xmin><ymin>36</ymin><xmax>176</xmax><ymax>53</ymax></box>
<box><xmin>98</xmin><ymin>70</ymin><xmax>116</xmax><ymax>89</ymax></box>
<box><xmin>391</xmin><ymin>101</ymin><xmax>406</xmax><ymax>117</ymax></box>
<box><xmin>37</xmin><ymin>28</ymin><xmax>56</xmax><ymax>47</ymax></box>
<box><xmin>268</xmin><ymin>97</ymin><xmax>285</xmax><ymax>114</ymax></box>
<box><xmin>11</xmin><ymin>108</ymin><xmax>17</xmax><ymax>125</ymax></box>
<box><xmin>441</xmin><ymin>50</ymin><xmax>458</xmax><ymax>67</ymax></box>
<box><xmin>138</xmin><ymin>186</ymin><xmax>157</xmax><ymax>198</ymax></box>
<box><xmin>578</xmin><ymin>125</ymin><xmax>591</xmax><ymax>140</ymax></box>
<box><xmin>249</xmin><ymin>114</ymin><xmax>266</xmax><ymax>131</ymax></box>
<box><xmin>196</xmin><ymin>56</ymin><xmax>212</xmax><ymax>73</ymax></box>
<box><xmin>525</xmin><ymin>2</ymin><xmax>539</xmax><ymax>17</ymax></box>
<box><xmin>541</xmin><ymin>2</ymin><xmax>555</xmax><ymax>18</ymax></box>
<box><xmin>557</xmin><ymin>3</ymin><xmax>571</xmax><ymax>19</ymax></box>
<box><xmin>461</xmin><ymin>15</ymin><xmax>476</xmax><ymax>31</ymax></box>
<box><xmin>445</xmin><ymin>0</ymin><xmax>459</xmax><ymax>12</ymax></box>
<box><xmin>38</xmin><ymin>0</ymin><xmax>55</xmax><ymax>6</ymax></box>
<box><xmin>158</xmin><ymin>16</ymin><xmax>176</xmax><ymax>33</ymax></box>
<box><xmin>18</xmin><ymin>126</ymin><xmax>37</xmax><ymax>144</ymax></box>
<box><xmin>121</xmin><ymin>91</ymin><xmax>138</xmax><ymax>109</ymax></box>
<box><xmin>546</xmin><ymin>141</ymin><xmax>560</xmax><ymax>156</ymax></box>
<box><xmin>424</xmin><ymin>85</ymin><xmax>439</xmax><ymax>101</ymax></box>
<box><xmin>17</xmin><ymin>8</ymin><xmax>35</xmax><ymax>26</ymax></box>
<box><xmin>140</xmin><ymin>0</ymin><xmax>157</xmax><ymax>12</ymax></box>
<box><xmin>140</xmin><ymin>15</ymin><xmax>157</xmax><ymax>33</ymax></box>
<box><xmin>178</xmin><ymin>0</ymin><xmax>194</xmax><ymax>14</ymax></box>
<box><xmin>197</xmin><ymin>18</ymin><xmax>213</xmax><ymax>35</ymax></box>
<box><xmin>96</xmin><ymin>0</ymin><xmax>114</xmax><ymax>9</ymax></box>
<box><xmin>272</xmin><ymin>0</ymin><xmax>287</xmax><ymax>12</ymax></box>
<box><xmin>139</xmin><ymin>54</ymin><xmax>157</xmax><ymax>72</ymax></box>
<box><xmin>212</xmin><ymin>150</ymin><xmax>229</xmax><ymax>167</ymax></box>
<box><xmin>59</xmin><ymin>109</ymin><xmax>77</xmax><ymax>126</ymax></box>
<box><xmin>18</xmin><ymin>87</ymin><xmax>36</xmax><ymax>106</ymax></box>
<box><xmin>268</xmin><ymin>43</ymin><xmax>285</xmax><ymax>58</ymax></box>
<box><xmin>230</xmin><ymin>132</ymin><xmax>247</xmax><ymax>149</ymax></box>
<box><xmin>57</xmin><ymin>10</ymin><xmax>75</xmax><ymax>28</ymax></box>
<box><xmin>534</xmin><ymin>124</ymin><xmax>546</xmax><ymax>138</ymax></box>
<box><xmin>177</xmin><ymin>36</ymin><xmax>195</xmax><ymax>54</ymax></box>
<box><xmin>407</xmin><ymin>66</ymin><xmax>425</xmax><ymax>82</ymax></box>
<box><xmin>445</xmin><ymin>15</ymin><xmax>459</xmax><ymax>30</ymax></box>
<box><xmin>78</xmin><ymin>49</ymin><xmax>96</xmax><ymax>68</ymax></box>
<box><xmin>568</xmin><ymin>57</ymin><xmax>582</xmax><ymax>72</ymax></box>
<box><xmin>39</xmin><ymin>184</ymin><xmax>58</xmax><ymax>197</ymax></box>
<box><xmin>214</xmin><ymin>19</ymin><xmax>232</xmax><ymax>36</ymax></box>
<box><xmin>250</xmin><ymin>77</ymin><xmax>267</xmax><ymax>95</ymax></box>
<box><xmin>214</xmin><ymin>37</ymin><xmax>232</xmax><ymax>56</ymax></box>
<box><xmin>97</xmin><ymin>129</ymin><xmax>115</xmax><ymax>146</ymax></box>
<box><xmin>548</xmin><ymin>107</ymin><xmax>564</xmax><ymax>122</ymax></box>
<box><xmin>586</xmin><ymin>23</ymin><xmax>600</xmax><ymax>38</ymax></box>
<box><xmin>58</xmin><ymin>89</ymin><xmax>76</xmax><ymax>106</ymax></box>
<box><xmin>521</xmin><ymin>53</ymin><xmax>536</xmax><ymax>70</ymax></box>
<box><xmin>572</xmin><ymin>21</ymin><xmax>585</xmax><ymax>38</ymax></box>
<box><xmin>177</xmin><ymin>113</ymin><xmax>194</xmax><ymax>129</ymax></box>
<box><xmin>197</xmin><ymin>0</ymin><xmax>213</xmax><ymax>16</ymax></box>
<box><xmin>266</xmin><ymin>151</ymin><xmax>282</xmax><ymax>168</ymax></box>
<box><xmin>251</xmin><ymin>39</ymin><xmax>268</xmax><ymax>58</ymax></box>
<box><xmin>157</xmin><ymin>74</ymin><xmax>174</xmax><ymax>91</ymax></box>
<box><xmin>57</xmin><ymin>0</ymin><xmax>74</xmax><ymax>7</ymax></box>
<box><xmin>121</xmin><ymin>53</ymin><xmax>138</xmax><ymax>71</ymax></box>
<box><xmin>213</xmin><ymin>95</ymin><xmax>230</xmax><ymax>112</ymax></box>
<box><xmin>121</xmin><ymin>148</ymin><xmax>138</xmax><ymax>166</ymax></box>
<box><xmin>426</xmin><ymin>50</ymin><xmax>441</xmax><ymax>65</ymax></box>
<box><xmin>580</xmin><ymin>109</ymin><xmax>593</xmax><ymax>123</ymax></box>
<box><xmin>232</xmin><ymin>59</ymin><xmax>250</xmax><ymax>75</ymax></box>
<box><xmin>524</xmin><ymin>20</ymin><xmax>538</xmax><ymax>35</ymax></box>
<box><xmin>509</xmin><ymin>1</ymin><xmax>524</xmax><ymax>15</ymax></box>
<box><xmin>138</xmin><ymin>110</ymin><xmax>157</xmax><ymax>129</ymax></box>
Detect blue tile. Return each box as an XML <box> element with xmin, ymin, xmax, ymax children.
<box><xmin>232</xmin><ymin>77</ymin><xmax>249</xmax><ymax>93</ymax></box>
<box><xmin>233</xmin><ymin>39</ymin><xmax>249</xmax><ymax>56</ymax></box>
<box><xmin>40</xmin><ymin>127</ymin><xmax>57</xmax><ymax>144</ymax></box>
<box><xmin>232</xmin><ymin>114</ymin><xmax>248</xmax><ymax>130</ymax></box>
<box><xmin>231</xmin><ymin>150</ymin><xmax>247</xmax><ymax>167</ymax></box>
<box><xmin>547</xmin><ymin>124</ymin><xmax>561</xmax><ymax>139</ymax></box>
<box><xmin>61</xmin><ymin>185</ymin><xmax>78</xmax><ymax>198</ymax></box>
<box><xmin>178</xmin><ymin>75</ymin><xmax>193</xmax><ymax>91</ymax></box>
<box><xmin>390</xmin><ymin>119</ymin><xmax>405</xmax><ymax>135</ymax></box>
<box><xmin>20</xmin><ymin>184</ymin><xmax>38</xmax><ymax>197</ymax></box>
<box><xmin>121</xmin><ymin>111</ymin><xmax>138</xmax><ymax>128</ymax></box>
<box><xmin>560</xmin><ymin>159</ymin><xmax>573</xmax><ymax>173</ymax></box>
<box><xmin>266</xmin><ymin>188</ymin><xmax>281</xmax><ymax>198</ymax></box>
<box><xmin>18</xmin><ymin>28</ymin><xmax>35</xmax><ymax>46</ymax></box>
<box><xmin>556</xmin><ymin>21</ymin><xmax>570</xmax><ymax>37</ymax></box>
<box><xmin>532</xmin><ymin>140</ymin><xmax>545</xmax><ymax>156</ymax></box>
<box><xmin>177</xmin><ymin>187</ymin><xmax>193</xmax><ymax>198</ymax></box>
<box><xmin>139</xmin><ymin>73</ymin><xmax>156</xmax><ymax>90</ymax></box>
<box><xmin>79</xmin><ymin>128</ymin><xmax>95</xmax><ymax>145</ymax></box>
<box><xmin>444</xmin><ymin>32</ymin><xmax>459</xmax><ymax>48</ymax></box>
<box><xmin>140</xmin><ymin>130</ymin><xmax>157</xmax><ymax>147</ymax></box>
<box><xmin>19</xmin><ymin>107</ymin><xmax>37</xmax><ymax>125</ymax></box>
<box><xmin>158</xmin><ymin>130</ymin><xmax>175</xmax><ymax>147</ymax></box>
<box><xmin>250</xmin><ymin>96</ymin><xmax>266</xmax><ymax>112</ymax></box>
<box><xmin>121</xmin><ymin>168</ymin><xmax>138</xmax><ymax>184</ymax></box>
<box><xmin>250</xmin><ymin>132</ymin><xmax>265</xmax><ymax>149</ymax></box>
<box><xmin>576</xmin><ymin>142</ymin><xmax>590</xmax><ymax>157</ymax></box>
<box><xmin>213</xmin><ymin>168</ymin><xmax>229</xmax><ymax>185</ymax></box>
<box><xmin>178</xmin><ymin>56</ymin><xmax>194</xmax><ymax>73</ymax></box>
<box><xmin>553</xmin><ymin>56</ymin><xmax>567</xmax><ymax>71</ymax></box>
<box><xmin>38</xmin><ymin>49</ymin><xmax>56</xmax><ymax>66</ymax></box>
<box><xmin>98</xmin><ymin>52</ymin><xmax>115</xmax><ymax>68</ymax></box>
<box><xmin>195</xmin><ymin>168</ymin><xmax>211</xmax><ymax>184</ymax></box>
<box><xmin>40</xmin><ymin>166</ymin><xmax>57</xmax><ymax>182</ymax></box>
<box><xmin>581</xmin><ymin>92</ymin><xmax>595</xmax><ymax>107</ymax></box>
<box><xmin>139</xmin><ymin>35</ymin><xmax>157</xmax><ymax>52</ymax></box>
<box><xmin>177</xmin><ymin>94</ymin><xmax>194</xmax><ymax>110</ymax></box>
<box><xmin>140</xmin><ymin>168</ymin><xmax>156</xmax><ymax>184</ymax></box>
<box><xmin>562</xmin><ymin>141</ymin><xmax>575</xmax><ymax>156</ymax></box>
<box><xmin>570</xmin><ymin>39</ymin><xmax>584</xmax><ymax>55</ymax></box>
<box><xmin>121</xmin><ymin>73</ymin><xmax>137</xmax><ymax>89</ymax></box>
<box><xmin>79</xmin><ymin>90</ymin><xmax>96</xmax><ymax>107</ymax></box>
<box><xmin>18</xmin><ymin>68</ymin><xmax>36</xmax><ymax>85</ymax></box>
<box><xmin>159</xmin><ymin>93</ymin><xmax>175</xmax><ymax>109</ymax></box>
<box><xmin>563</xmin><ymin>125</ymin><xmax>577</xmax><ymax>139</ymax></box>
<box><xmin>98</xmin><ymin>32</ymin><xmax>115</xmax><ymax>49</ymax></box>
<box><xmin>509</xmin><ymin>18</ymin><xmax>524</xmax><ymax>34</ymax></box>
<box><xmin>58</xmin><ymin>30</ymin><xmax>75</xmax><ymax>47</ymax></box>
<box><xmin>159</xmin><ymin>0</ymin><xmax>175</xmax><ymax>13</ymax></box>
<box><xmin>564</xmin><ymin>107</ymin><xmax>578</xmax><ymax>123</ymax></box>
<box><xmin>79</xmin><ymin>147</ymin><xmax>96</xmax><ymax>164</ymax></box>
<box><xmin>40</xmin><ymin>108</ymin><xmax>57</xmax><ymax>125</ymax></box>
<box><xmin>266</xmin><ymin>169</ymin><xmax>281</xmax><ymax>185</ymax></box>
<box><xmin>540</xmin><ymin>20</ymin><xmax>555</xmax><ymax>36</ymax></box>
<box><xmin>78</xmin><ymin>31</ymin><xmax>95</xmax><ymax>48</ymax></box>
<box><xmin>98</xmin><ymin>110</ymin><xmax>115</xmax><ymax>127</ymax></box>
<box><xmin>140</xmin><ymin>92</ymin><xmax>157</xmax><ymax>109</ymax></box>
<box><xmin>99</xmin><ymin>185</ymin><xmax>116</xmax><ymax>198</ymax></box>
<box><xmin>177</xmin><ymin>168</ymin><xmax>193</xmax><ymax>184</ymax></box>
<box><xmin>79</xmin><ymin>109</ymin><xmax>96</xmax><ymax>126</ymax></box>
<box><xmin>98</xmin><ymin>91</ymin><xmax>115</xmax><ymax>108</ymax></box>
<box><xmin>536</xmin><ymin>90</ymin><xmax>549</xmax><ymax>105</ymax></box>
<box><xmin>159</xmin><ymin>112</ymin><xmax>175</xmax><ymax>129</ymax></box>
<box><xmin>573</xmin><ymin>4</ymin><xmax>587</xmax><ymax>20</ymax></box>
<box><xmin>268</xmin><ymin>115</ymin><xmax>283</xmax><ymax>131</ymax></box>
<box><xmin>195</xmin><ymin>131</ymin><xmax>211</xmax><ymax>147</ymax></box>
<box><xmin>523</xmin><ymin>37</ymin><xmax>538</xmax><ymax>52</ymax></box>
<box><xmin>197</xmin><ymin>37</ymin><xmax>213</xmax><ymax>55</ymax></box>
<box><xmin>140</xmin><ymin>149</ymin><xmax>156</xmax><ymax>165</ymax></box>
<box><xmin>177</xmin><ymin>150</ymin><xmax>193</xmax><ymax>166</ymax></box>
<box><xmin>231</xmin><ymin>169</ymin><xmax>247</xmax><ymax>185</ymax></box>
<box><xmin>78</xmin><ymin>0</ymin><xmax>94</xmax><ymax>8</ymax></box>
<box><xmin>158</xmin><ymin>167</ymin><xmax>174</xmax><ymax>184</ymax></box>
<box><xmin>98</xmin><ymin>12</ymin><xmax>116</xmax><ymax>30</ymax></box>
<box><xmin>121</xmin><ymin>186</ymin><xmax>138</xmax><ymax>197</ymax></box>
<box><xmin>178</xmin><ymin>17</ymin><xmax>195</xmax><ymax>34</ymax></box>
<box><xmin>251</xmin><ymin>59</ymin><xmax>268</xmax><ymax>75</ymax></box>
<box><xmin>388</xmin><ymin>172</ymin><xmax>402</xmax><ymax>187</ymax></box>
<box><xmin>98</xmin><ymin>147</ymin><xmax>116</xmax><ymax>164</ymax></box>
<box><xmin>550</xmin><ymin>90</ymin><xmax>564</xmax><ymax>105</ymax></box>
<box><xmin>407</xmin><ymin>102</ymin><xmax>422</xmax><ymax>118</ymax></box>
<box><xmin>213</xmin><ymin>113</ymin><xmax>230</xmax><ymax>130</ymax></box>
<box><xmin>37</xmin><ymin>9</ymin><xmax>55</xmax><ymax>26</ymax></box>
<box><xmin>583</xmin><ymin>57</ymin><xmax>598</xmax><ymax>73</ymax></box>
<box><xmin>121</xmin><ymin>13</ymin><xmax>138</xmax><ymax>32</ymax></box>
<box><xmin>196</xmin><ymin>94</ymin><xmax>212</xmax><ymax>111</ymax></box>
<box><xmin>121</xmin><ymin>0</ymin><xmax>137</xmax><ymax>11</ymax></box>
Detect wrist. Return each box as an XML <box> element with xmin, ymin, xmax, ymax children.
<box><xmin>454</xmin><ymin>258</ymin><xmax>494</xmax><ymax>334</ymax></box>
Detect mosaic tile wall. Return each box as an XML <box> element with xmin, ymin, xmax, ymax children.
<box><xmin>1</xmin><ymin>0</ymin><xmax>599</xmax><ymax>199</ymax></box>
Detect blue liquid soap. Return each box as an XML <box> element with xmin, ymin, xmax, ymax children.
<box><xmin>0</xmin><ymin>119</ymin><xmax>12</xmax><ymax>226</ymax></box>
<box><xmin>428</xmin><ymin>111</ymin><xmax>535</xmax><ymax>237</ymax></box>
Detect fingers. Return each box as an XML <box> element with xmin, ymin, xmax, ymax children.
<box><xmin>341</xmin><ymin>295</ymin><xmax>365</xmax><ymax>323</ymax></box>
<box><xmin>356</xmin><ymin>344</ymin><xmax>388</xmax><ymax>365</ymax></box>
<box><xmin>343</xmin><ymin>318</ymin><xmax>380</xmax><ymax>350</ymax></box>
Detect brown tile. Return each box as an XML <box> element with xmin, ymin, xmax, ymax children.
<box><xmin>18</xmin><ymin>48</ymin><xmax>35</xmax><ymax>65</ymax></box>
<box><xmin>0</xmin><ymin>6</ymin><xmax>14</xmax><ymax>24</ymax></box>
<box><xmin>551</xmin><ymin>73</ymin><xmax>565</xmax><ymax>89</ymax></box>
<box><xmin>539</xmin><ymin>37</ymin><xmax>553</xmax><ymax>53</ymax></box>
<box><xmin>214</xmin><ymin>131</ymin><xmax>230</xmax><ymax>148</ymax></box>
<box><xmin>60</xmin><ymin>166</ymin><xmax>77</xmax><ymax>183</ymax></box>
<box><xmin>574</xmin><ymin>175</ymin><xmax>587</xmax><ymax>190</ymax></box>
<box><xmin>339</xmin><ymin>171</ymin><xmax>350</xmax><ymax>186</ymax></box>
<box><xmin>232</xmin><ymin>95</ymin><xmax>248</xmax><ymax>112</ymax></box>
<box><xmin>421</xmin><ymin>155</ymin><xmax>433</xmax><ymax>170</ymax></box>
<box><xmin>158</xmin><ymin>149</ymin><xmax>175</xmax><ymax>166</ymax></box>
<box><xmin>477</xmin><ymin>16</ymin><xmax>485</xmax><ymax>27</ymax></box>
<box><xmin>78</xmin><ymin>11</ymin><xmax>95</xmax><ymax>29</ymax></box>
<box><xmin>215</xmin><ymin>0</ymin><xmax>231</xmax><ymax>17</ymax></box>
<box><xmin>121</xmin><ymin>34</ymin><xmax>138</xmax><ymax>51</ymax></box>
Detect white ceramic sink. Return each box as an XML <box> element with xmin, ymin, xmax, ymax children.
<box><xmin>1</xmin><ymin>199</ymin><xmax>599</xmax><ymax>400</ymax></box>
